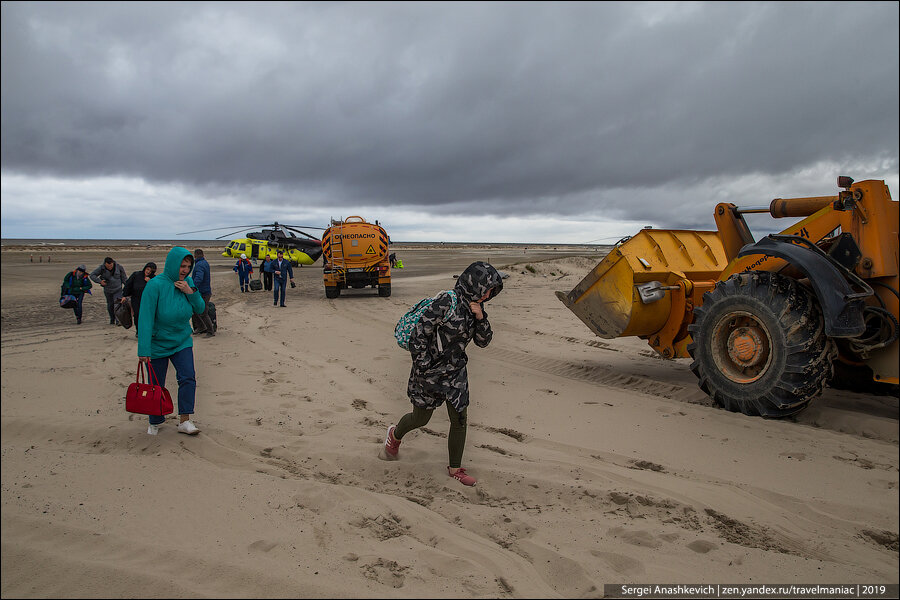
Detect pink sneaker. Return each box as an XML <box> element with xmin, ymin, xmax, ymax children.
<box><xmin>383</xmin><ymin>425</ymin><xmax>401</xmax><ymax>459</ymax></box>
<box><xmin>448</xmin><ymin>466</ymin><xmax>476</xmax><ymax>486</ymax></box>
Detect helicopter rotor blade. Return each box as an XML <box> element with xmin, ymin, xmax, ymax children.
<box><xmin>178</xmin><ymin>222</ymin><xmax>325</xmax><ymax>242</ymax></box>
<box><xmin>282</xmin><ymin>226</ymin><xmax>323</xmax><ymax>240</ymax></box>
<box><xmin>177</xmin><ymin>225</ymin><xmax>266</xmax><ymax>235</ymax></box>
<box><xmin>282</xmin><ymin>224</ymin><xmax>326</xmax><ymax>230</ymax></box>
<box><xmin>215</xmin><ymin>228</ymin><xmax>261</xmax><ymax>240</ymax></box>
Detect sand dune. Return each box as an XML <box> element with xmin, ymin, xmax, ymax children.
<box><xmin>1</xmin><ymin>245</ymin><xmax>897</xmax><ymax>597</ymax></box>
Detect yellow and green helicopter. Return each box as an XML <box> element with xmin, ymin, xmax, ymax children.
<box><xmin>179</xmin><ymin>222</ymin><xmax>325</xmax><ymax>266</ymax></box>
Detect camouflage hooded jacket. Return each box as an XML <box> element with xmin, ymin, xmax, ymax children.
<box><xmin>407</xmin><ymin>261</ymin><xmax>504</xmax><ymax>411</ymax></box>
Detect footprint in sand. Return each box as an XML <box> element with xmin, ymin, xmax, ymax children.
<box><xmin>590</xmin><ymin>550</ymin><xmax>645</xmax><ymax>576</ymax></box>
<box><xmin>248</xmin><ymin>540</ymin><xmax>278</xmax><ymax>552</ymax></box>
<box><xmin>361</xmin><ymin>558</ymin><xmax>407</xmax><ymax>589</ymax></box>
<box><xmin>608</xmin><ymin>526</ymin><xmax>661</xmax><ymax>548</ymax></box>
<box><xmin>687</xmin><ymin>540</ymin><xmax>718</xmax><ymax>553</ymax></box>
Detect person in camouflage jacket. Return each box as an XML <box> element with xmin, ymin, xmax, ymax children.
<box><xmin>383</xmin><ymin>261</ymin><xmax>504</xmax><ymax>487</ymax></box>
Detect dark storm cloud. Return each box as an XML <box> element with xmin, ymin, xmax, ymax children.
<box><xmin>2</xmin><ymin>1</ymin><xmax>898</xmax><ymax>223</ymax></box>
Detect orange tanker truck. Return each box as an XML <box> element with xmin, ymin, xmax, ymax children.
<box><xmin>322</xmin><ymin>216</ymin><xmax>391</xmax><ymax>298</ymax></box>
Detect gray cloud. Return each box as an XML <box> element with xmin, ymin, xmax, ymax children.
<box><xmin>2</xmin><ymin>1</ymin><xmax>897</xmax><ymax>235</ymax></box>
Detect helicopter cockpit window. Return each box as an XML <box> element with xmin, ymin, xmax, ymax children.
<box><xmin>239</xmin><ymin>243</ymin><xmax>246</xmax><ymax>252</ymax></box>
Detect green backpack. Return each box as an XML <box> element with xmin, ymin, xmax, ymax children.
<box><xmin>394</xmin><ymin>290</ymin><xmax>458</xmax><ymax>351</ymax></box>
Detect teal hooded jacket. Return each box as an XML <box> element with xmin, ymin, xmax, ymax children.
<box><xmin>137</xmin><ymin>247</ymin><xmax>206</xmax><ymax>358</ymax></box>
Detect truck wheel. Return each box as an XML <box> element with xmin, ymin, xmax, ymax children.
<box><xmin>687</xmin><ymin>271</ymin><xmax>835</xmax><ymax>417</ymax></box>
<box><xmin>325</xmin><ymin>287</ymin><xmax>340</xmax><ymax>299</ymax></box>
<box><xmin>378</xmin><ymin>284</ymin><xmax>391</xmax><ymax>297</ymax></box>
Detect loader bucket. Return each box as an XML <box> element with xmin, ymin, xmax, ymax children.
<box><xmin>556</xmin><ymin>229</ymin><xmax>730</xmax><ymax>340</ymax></box>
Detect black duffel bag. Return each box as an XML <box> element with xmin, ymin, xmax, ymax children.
<box><xmin>192</xmin><ymin>301</ymin><xmax>218</xmax><ymax>333</ymax></box>
<box><xmin>115</xmin><ymin>298</ymin><xmax>133</xmax><ymax>329</ymax></box>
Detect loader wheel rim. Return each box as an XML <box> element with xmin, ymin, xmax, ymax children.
<box><xmin>711</xmin><ymin>311</ymin><xmax>772</xmax><ymax>384</ymax></box>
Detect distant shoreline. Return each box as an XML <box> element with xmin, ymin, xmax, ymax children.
<box><xmin>1</xmin><ymin>239</ymin><xmax>612</xmax><ymax>250</ymax></box>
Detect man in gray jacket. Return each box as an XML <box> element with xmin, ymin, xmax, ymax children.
<box><xmin>91</xmin><ymin>256</ymin><xmax>128</xmax><ymax>325</ymax></box>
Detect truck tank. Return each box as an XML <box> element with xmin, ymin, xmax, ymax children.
<box><xmin>322</xmin><ymin>216</ymin><xmax>391</xmax><ymax>298</ymax></box>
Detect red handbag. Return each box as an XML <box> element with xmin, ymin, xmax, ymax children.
<box><xmin>126</xmin><ymin>362</ymin><xmax>174</xmax><ymax>416</ymax></box>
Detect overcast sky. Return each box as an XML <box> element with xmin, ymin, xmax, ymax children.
<box><xmin>2</xmin><ymin>1</ymin><xmax>898</xmax><ymax>243</ymax></box>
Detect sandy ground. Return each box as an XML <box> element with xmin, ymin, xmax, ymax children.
<box><xmin>1</xmin><ymin>244</ymin><xmax>897</xmax><ymax>598</ymax></box>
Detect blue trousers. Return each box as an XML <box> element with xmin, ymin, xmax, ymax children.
<box><xmin>146</xmin><ymin>346</ymin><xmax>196</xmax><ymax>425</ymax></box>
<box><xmin>71</xmin><ymin>293</ymin><xmax>85</xmax><ymax>320</ymax></box>
<box><xmin>238</xmin><ymin>273</ymin><xmax>250</xmax><ymax>291</ymax></box>
<box><xmin>273</xmin><ymin>278</ymin><xmax>287</xmax><ymax>305</ymax></box>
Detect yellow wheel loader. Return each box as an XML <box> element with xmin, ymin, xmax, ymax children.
<box><xmin>557</xmin><ymin>177</ymin><xmax>898</xmax><ymax>417</ymax></box>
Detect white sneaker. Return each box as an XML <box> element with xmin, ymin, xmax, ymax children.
<box><xmin>147</xmin><ymin>424</ymin><xmax>159</xmax><ymax>435</ymax></box>
<box><xmin>177</xmin><ymin>420</ymin><xmax>200</xmax><ymax>435</ymax></box>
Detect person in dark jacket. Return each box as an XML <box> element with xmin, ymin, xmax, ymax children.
<box><xmin>260</xmin><ymin>256</ymin><xmax>274</xmax><ymax>291</ymax></box>
<box><xmin>233</xmin><ymin>254</ymin><xmax>253</xmax><ymax>292</ymax></box>
<box><xmin>191</xmin><ymin>249</ymin><xmax>215</xmax><ymax>336</ymax></box>
<box><xmin>266</xmin><ymin>250</ymin><xmax>295</xmax><ymax>307</ymax></box>
<box><xmin>61</xmin><ymin>264</ymin><xmax>92</xmax><ymax>324</ymax></box>
<box><xmin>90</xmin><ymin>256</ymin><xmax>128</xmax><ymax>325</ymax></box>
<box><xmin>138</xmin><ymin>247</ymin><xmax>206</xmax><ymax>436</ymax></box>
<box><xmin>381</xmin><ymin>261</ymin><xmax>504</xmax><ymax>487</ymax></box>
<box><xmin>123</xmin><ymin>262</ymin><xmax>157</xmax><ymax>334</ymax></box>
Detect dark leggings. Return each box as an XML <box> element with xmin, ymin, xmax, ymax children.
<box><xmin>394</xmin><ymin>403</ymin><xmax>468</xmax><ymax>468</ymax></box>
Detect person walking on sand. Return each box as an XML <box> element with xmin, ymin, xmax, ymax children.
<box><xmin>138</xmin><ymin>247</ymin><xmax>206</xmax><ymax>436</ymax></box>
<box><xmin>267</xmin><ymin>249</ymin><xmax>295</xmax><ymax>307</ymax></box>
<box><xmin>60</xmin><ymin>264</ymin><xmax>92</xmax><ymax>324</ymax></box>
<box><xmin>191</xmin><ymin>249</ymin><xmax>215</xmax><ymax>336</ymax></box>
<box><xmin>381</xmin><ymin>261</ymin><xmax>504</xmax><ymax>487</ymax></box>
<box><xmin>233</xmin><ymin>254</ymin><xmax>253</xmax><ymax>292</ymax></box>
<box><xmin>90</xmin><ymin>256</ymin><xmax>128</xmax><ymax>325</ymax></box>
<box><xmin>260</xmin><ymin>256</ymin><xmax>274</xmax><ymax>291</ymax></box>
<box><xmin>123</xmin><ymin>262</ymin><xmax>157</xmax><ymax>335</ymax></box>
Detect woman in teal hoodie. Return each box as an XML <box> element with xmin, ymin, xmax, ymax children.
<box><xmin>138</xmin><ymin>247</ymin><xmax>206</xmax><ymax>436</ymax></box>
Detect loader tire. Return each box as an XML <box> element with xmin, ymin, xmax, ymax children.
<box><xmin>325</xmin><ymin>286</ymin><xmax>340</xmax><ymax>299</ymax></box>
<box><xmin>687</xmin><ymin>271</ymin><xmax>835</xmax><ymax>418</ymax></box>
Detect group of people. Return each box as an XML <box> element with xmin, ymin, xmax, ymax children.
<box><xmin>60</xmin><ymin>257</ymin><xmax>153</xmax><ymax>327</ymax></box>
<box><xmin>61</xmin><ymin>250</ymin><xmax>215</xmax><ymax>336</ymax></box>
<box><xmin>233</xmin><ymin>250</ymin><xmax>296</xmax><ymax>307</ymax></box>
<box><xmin>62</xmin><ymin>247</ymin><xmax>504</xmax><ymax>487</ymax></box>
<box><xmin>60</xmin><ymin>248</ymin><xmax>217</xmax><ymax>436</ymax></box>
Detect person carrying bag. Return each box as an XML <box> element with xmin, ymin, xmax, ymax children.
<box><xmin>60</xmin><ymin>264</ymin><xmax>92</xmax><ymax>324</ymax></box>
<box><xmin>137</xmin><ymin>247</ymin><xmax>206</xmax><ymax>436</ymax></box>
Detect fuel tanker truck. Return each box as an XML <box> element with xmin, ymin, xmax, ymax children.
<box><xmin>322</xmin><ymin>216</ymin><xmax>391</xmax><ymax>298</ymax></box>
<box><xmin>557</xmin><ymin>177</ymin><xmax>898</xmax><ymax>417</ymax></box>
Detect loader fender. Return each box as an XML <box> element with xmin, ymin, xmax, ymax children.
<box><xmin>736</xmin><ymin>236</ymin><xmax>865</xmax><ymax>338</ymax></box>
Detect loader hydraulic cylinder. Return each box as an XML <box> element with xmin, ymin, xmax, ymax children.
<box><xmin>769</xmin><ymin>196</ymin><xmax>837</xmax><ymax>218</ymax></box>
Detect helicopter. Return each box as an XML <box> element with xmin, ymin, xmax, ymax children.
<box><xmin>178</xmin><ymin>222</ymin><xmax>325</xmax><ymax>266</ymax></box>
